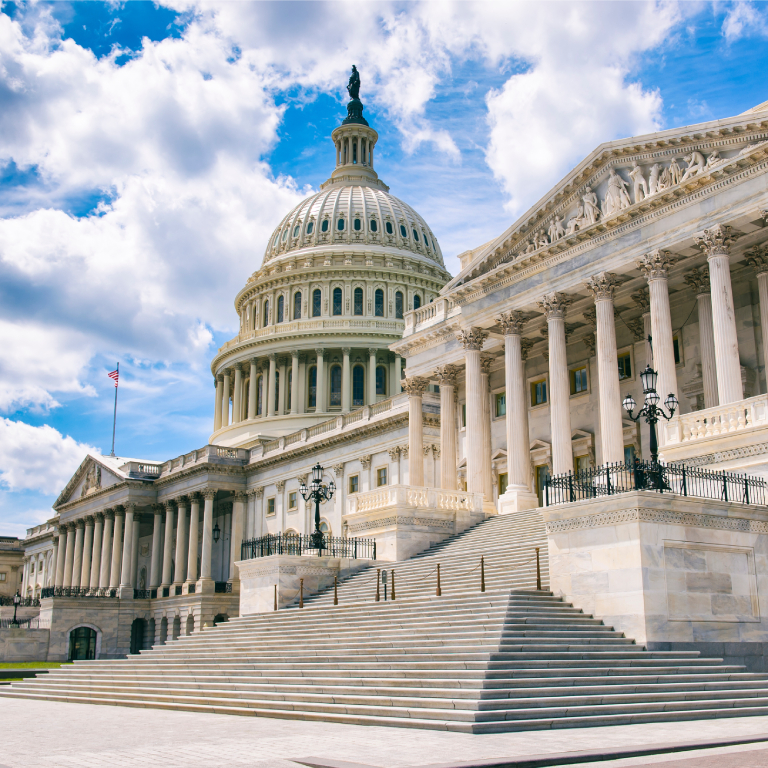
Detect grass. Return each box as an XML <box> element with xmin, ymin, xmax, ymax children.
<box><xmin>0</xmin><ymin>662</ymin><xmax>71</xmax><ymax>669</ymax></box>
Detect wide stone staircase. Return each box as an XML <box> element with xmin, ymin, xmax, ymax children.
<box><xmin>6</xmin><ymin>508</ymin><xmax>768</xmax><ymax>731</ymax></box>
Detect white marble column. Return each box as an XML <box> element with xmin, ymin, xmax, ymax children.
<box><xmin>248</xmin><ymin>359</ymin><xmax>258</xmax><ymax>419</ymax></box>
<box><xmin>538</xmin><ymin>293</ymin><xmax>574</xmax><ymax>475</ymax></box>
<box><xmin>161</xmin><ymin>501</ymin><xmax>174</xmax><ymax>589</ymax></box>
<box><xmin>174</xmin><ymin>498</ymin><xmax>188</xmax><ymax>585</ymax></box>
<box><xmin>200</xmin><ymin>490</ymin><xmax>215</xmax><ymax>583</ymax></box>
<box><xmin>586</xmin><ymin>273</ymin><xmax>624</xmax><ymax>464</ymax></box>
<box><xmin>457</xmin><ymin>328</ymin><xmax>490</xmax><ymax>497</ymax></box>
<box><xmin>130</xmin><ymin>515</ymin><xmax>140</xmax><ymax>588</ymax></box>
<box><xmin>260</xmin><ymin>364</ymin><xmax>268</xmax><ymax>417</ymax></box>
<box><xmin>435</xmin><ymin>365</ymin><xmax>458</xmax><ymax>490</ymax></box>
<box><xmin>277</xmin><ymin>358</ymin><xmax>287</xmax><ymax>415</ymax></box>
<box><xmin>290</xmin><ymin>352</ymin><xmax>299</xmax><ymax>415</ymax></box>
<box><xmin>685</xmin><ymin>267</ymin><xmax>718</xmax><ymax>408</ymax></box>
<box><xmin>480</xmin><ymin>356</ymin><xmax>494</xmax><ymax>500</ymax></box>
<box><xmin>230</xmin><ymin>491</ymin><xmax>246</xmax><ymax>581</ymax></box>
<box><xmin>316</xmin><ymin>349</ymin><xmax>326</xmax><ymax>412</ymax></box>
<box><xmin>402</xmin><ymin>376</ymin><xmax>429</xmax><ymax>486</ymax></box>
<box><xmin>341</xmin><ymin>348</ymin><xmax>351</xmax><ymax>413</ymax></box>
<box><xmin>639</xmin><ymin>251</ymin><xmax>679</xmax><ymax>412</ymax></box>
<box><xmin>297</xmin><ymin>356</ymin><xmax>306</xmax><ymax>415</ymax></box>
<box><xmin>109</xmin><ymin>508</ymin><xmax>124</xmax><ymax>589</ymax></box>
<box><xmin>99</xmin><ymin>511</ymin><xmax>114</xmax><ymax>588</ymax></box>
<box><xmin>267</xmin><ymin>353</ymin><xmax>277</xmax><ymax>417</ymax></box>
<box><xmin>221</xmin><ymin>369</ymin><xmax>231</xmax><ymax>428</ymax></box>
<box><xmin>214</xmin><ymin>375</ymin><xmax>223</xmax><ymax>432</ymax></box>
<box><xmin>53</xmin><ymin>531</ymin><xmax>63</xmax><ymax>589</ymax></box>
<box><xmin>696</xmin><ymin>225</ymin><xmax>743</xmax><ymax>404</ymax></box>
<box><xmin>120</xmin><ymin>503</ymin><xmax>135</xmax><ymax>588</ymax></box>
<box><xmin>368</xmin><ymin>348</ymin><xmax>377</xmax><ymax>404</ymax></box>
<box><xmin>186</xmin><ymin>494</ymin><xmax>200</xmax><ymax>584</ymax></box>
<box><xmin>71</xmin><ymin>519</ymin><xmax>84</xmax><ymax>589</ymax></box>
<box><xmin>80</xmin><ymin>517</ymin><xmax>94</xmax><ymax>590</ymax></box>
<box><xmin>747</xmin><ymin>249</ymin><xmax>768</xmax><ymax>394</ymax></box>
<box><xmin>150</xmin><ymin>505</ymin><xmax>163</xmax><ymax>589</ymax></box>
<box><xmin>89</xmin><ymin>513</ymin><xmax>103</xmax><ymax>590</ymax></box>
<box><xmin>232</xmin><ymin>365</ymin><xmax>243</xmax><ymax>424</ymax></box>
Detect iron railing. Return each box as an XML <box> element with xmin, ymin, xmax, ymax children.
<box><xmin>241</xmin><ymin>533</ymin><xmax>376</xmax><ymax>561</ymax></box>
<box><xmin>40</xmin><ymin>586</ymin><xmax>118</xmax><ymax>599</ymax></box>
<box><xmin>0</xmin><ymin>617</ymin><xmax>50</xmax><ymax>629</ymax></box>
<box><xmin>214</xmin><ymin>581</ymin><xmax>232</xmax><ymax>593</ymax></box>
<box><xmin>545</xmin><ymin>460</ymin><xmax>768</xmax><ymax>507</ymax></box>
<box><xmin>0</xmin><ymin>596</ymin><xmax>40</xmax><ymax>607</ymax></box>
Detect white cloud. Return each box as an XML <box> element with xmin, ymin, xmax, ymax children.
<box><xmin>722</xmin><ymin>2</ymin><xmax>768</xmax><ymax>41</ymax></box>
<box><xmin>0</xmin><ymin>418</ymin><xmax>97</xmax><ymax>494</ymax></box>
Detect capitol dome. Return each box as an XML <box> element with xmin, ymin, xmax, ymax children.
<box><xmin>209</xmin><ymin>71</ymin><xmax>452</xmax><ymax>448</ymax></box>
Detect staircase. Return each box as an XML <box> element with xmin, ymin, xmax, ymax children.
<box><xmin>5</xmin><ymin>509</ymin><xmax>768</xmax><ymax>732</ymax></box>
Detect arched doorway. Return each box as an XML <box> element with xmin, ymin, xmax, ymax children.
<box><xmin>213</xmin><ymin>613</ymin><xmax>228</xmax><ymax>626</ymax></box>
<box><xmin>68</xmin><ymin>626</ymin><xmax>97</xmax><ymax>661</ymax></box>
<box><xmin>185</xmin><ymin>614</ymin><xmax>195</xmax><ymax>636</ymax></box>
<box><xmin>130</xmin><ymin>619</ymin><xmax>146</xmax><ymax>655</ymax></box>
<box><xmin>172</xmin><ymin>615</ymin><xmax>181</xmax><ymax>640</ymax></box>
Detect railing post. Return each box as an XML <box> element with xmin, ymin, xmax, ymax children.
<box><xmin>545</xmin><ymin>478</ymin><xmax>549</xmax><ymax>507</ymax></box>
<box><xmin>436</xmin><ymin>563</ymin><xmax>442</xmax><ymax>597</ymax></box>
<box><xmin>376</xmin><ymin>569</ymin><xmax>380</xmax><ymax>602</ymax></box>
<box><xmin>745</xmin><ymin>474</ymin><xmax>750</xmax><ymax>506</ymax></box>
<box><xmin>354</xmin><ymin>539</ymin><xmax>357</xmax><ymax>559</ymax></box>
<box><xmin>274</xmin><ymin>584</ymin><xmax>277</xmax><ymax>611</ymax></box>
<box><xmin>373</xmin><ymin>541</ymin><xmax>376</xmax><ymax>560</ymax></box>
<box><xmin>682</xmin><ymin>465</ymin><xmax>688</xmax><ymax>497</ymax></box>
<box><xmin>334</xmin><ymin>576</ymin><xmax>338</xmax><ymax>606</ymax></box>
<box><xmin>568</xmin><ymin>471</ymin><xmax>574</xmax><ymax>503</ymax></box>
<box><xmin>299</xmin><ymin>578</ymin><xmax>304</xmax><ymax>608</ymax></box>
<box><xmin>480</xmin><ymin>556</ymin><xmax>485</xmax><ymax>593</ymax></box>
<box><xmin>391</xmin><ymin>571</ymin><xmax>396</xmax><ymax>601</ymax></box>
<box><xmin>722</xmin><ymin>470</ymin><xmax>728</xmax><ymax>502</ymax></box>
<box><xmin>606</xmin><ymin>464</ymin><xmax>612</xmax><ymax>496</ymax></box>
<box><xmin>536</xmin><ymin>547</ymin><xmax>542</xmax><ymax>591</ymax></box>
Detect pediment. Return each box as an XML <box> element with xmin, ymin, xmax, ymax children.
<box><xmin>54</xmin><ymin>453</ymin><xmax>124</xmax><ymax>509</ymax></box>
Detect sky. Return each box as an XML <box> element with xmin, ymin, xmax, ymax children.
<box><xmin>1</xmin><ymin>0</ymin><xmax>767</xmax><ymax>537</ymax></box>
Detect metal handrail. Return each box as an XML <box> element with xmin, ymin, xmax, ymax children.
<box><xmin>241</xmin><ymin>533</ymin><xmax>376</xmax><ymax>560</ymax></box>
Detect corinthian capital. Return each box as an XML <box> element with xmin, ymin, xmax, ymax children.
<box><xmin>496</xmin><ymin>310</ymin><xmax>526</xmax><ymax>336</ymax></box>
<box><xmin>434</xmin><ymin>365</ymin><xmax>458</xmax><ymax>386</ymax></box>
<box><xmin>684</xmin><ymin>266</ymin><xmax>711</xmax><ymax>295</ymax></box>
<box><xmin>520</xmin><ymin>338</ymin><xmax>535</xmax><ymax>361</ymax></box>
<box><xmin>401</xmin><ymin>376</ymin><xmax>429</xmax><ymax>396</ymax></box>
<box><xmin>480</xmin><ymin>355</ymin><xmax>494</xmax><ymax>375</ymax></box>
<box><xmin>746</xmin><ymin>245</ymin><xmax>768</xmax><ymax>275</ymax></box>
<box><xmin>637</xmin><ymin>250</ymin><xmax>678</xmax><ymax>281</ymax></box>
<box><xmin>585</xmin><ymin>272</ymin><xmax>618</xmax><ymax>301</ymax></box>
<box><xmin>455</xmin><ymin>327</ymin><xmax>489</xmax><ymax>351</ymax></box>
<box><xmin>537</xmin><ymin>292</ymin><xmax>572</xmax><ymax>320</ymax></box>
<box><xmin>695</xmin><ymin>224</ymin><xmax>740</xmax><ymax>257</ymax></box>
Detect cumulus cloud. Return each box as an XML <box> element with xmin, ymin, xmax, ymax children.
<box><xmin>722</xmin><ymin>2</ymin><xmax>768</xmax><ymax>41</ymax></box>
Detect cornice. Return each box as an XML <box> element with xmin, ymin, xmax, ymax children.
<box><xmin>54</xmin><ymin>479</ymin><xmax>152</xmax><ymax>514</ymax></box>
<box><xmin>153</xmin><ymin>462</ymin><xmax>247</xmax><ymax>490</ymax></box>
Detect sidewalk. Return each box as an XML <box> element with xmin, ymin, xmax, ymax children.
<box><xmin>2</xmin><ymin>698</ymin><xmax>768</xmax><ymax>768</ymax></box>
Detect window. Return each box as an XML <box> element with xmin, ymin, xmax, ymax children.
<box><xmin>530</xmin><ymin>379</ymin><xmax>547</xmax><ymax>407</ymax></box>
<box><xmin>277</xmin><ymin>295</ymin><xmax>284</xmax><ymax>323</ymax></box>
<box><xmin>69</xmin><ymin>626</ymin><xmax>97</xmax><ymax>661</ymax></box>
<box><xmin>374</xmin><ymin>288</ymin><xmax>384</xmax><ymax>317</ymax></box>
<box><xmin>348</xmin><ymin>475</ymin><xmax>359</xmax><ymax>494</ymax></box>
<box><xmin>618</xmin><ymin>352</ymin><xmax>632</xmax><ymax>380</ymax></box>
<box><xmin>319</xmin><ymin>520</ymin><xmax>330</xmax><ymax>535</ymax></box>
<box><xmin>354</xmin><ymin>218</ymin><xmax>361</xmax><ymax>231</ymax></box>
<box><xmin>570</xmin><ymin>365</ymin><xmax>588</xmax><ymax>396</ymax></box>
<box><xmin>395</xmin><ymin>291</ymin><xmax>404</xmax><ymax>319</ymax></box>
<box><xmin>353</xmin><ymin>365</ymin><xmax>365</xmax><ymax>406</ymax></box>
<box><xmin>376</xmin><ymin>365</ymin><xmax>387</xmax><ymax>396</ymax></box>
<box><xmin>312</xmin><ymin>289</ymin><xmax>322</xmax><ymax>317</ymax></box>
<box><xmin>495</xmin><ymin>392</ymin><xmax>506</xmax><ymax>418</ymax></box>
<box><xmin>287</xmin><ymin>369</ymin><xmax>292</xmax><ymax>412</ymax></box>
<box><xmin>535</xmin><ymin>465</ymin><xmax>550</xmax><ymax>506</ymax></box>
<box><xmin>263</xmin><ymin>300</ymin><xmax>269</xmax><ymax>326</ymax></box>
<box><xmin>337</xmin><ymin>218</ymin><xmax>345</xmax><ymax>231</ymax></box>
<box><xmin>321</xmin><ymin>219</ymin><xmax>329</xmax><ymax>232</ymax></box>
<box><xmin>0</xmin><ymin>573</ymin><xmax>6</xmax><ymax>582</ymax></box>
<box><xmin>306</xmin><ymin>221</ymin><xmax>314</xmax><ymax>235</ymax></box>
<box><xmin>274</xmin><ymin>370</ymin><xmax>280</xmax><ymax>413</ymax></box>
<box><xmin>330</xmin><ymin>365</ymin><xmax>342</xmax><ymax>407</ymax></box>
<box><xmin>308</xmin><ymin>366</ymin><xmax>317</xmax><ymax>409</ymax></box>
<box><xmin>256</xmin><ymin>376</ymin><xmax>263</xmax><ymax>416</ymax></box>
<box><xmin>624</xmin><ymin>445</ymin><xmax>636</xmax><ymax>465</ymax></box>
<box><xmin>424</xmin><ymin>235</ymin><xmax>430</xmax><ymax>249</ymax></box>
<box><xmin>377</xmin><ymin>467</ymin><xmax>388</xmax><ymax>487</ymax></box>
<box><xmin>461</xmin><ymin>402</ymin><xmax>466</xmax><ymax>427</ymax></box>
<box><xmin>400</xmin><ymin>224</ymin><xmax>407</xmax><ymax>237</ymax></box>
<box><xmin>281</xmin><ymin>229</ymin><xmax>288</xmax><ymax>242</ymax></box>
<box><xmin>288</xmin><ymin>492</ymin><xmax>297</xmax><ymax>510</ymax></box>
<box><xmin>354</xmin><ymin>287</ymin><xmax>364</xmax><ymax>315</ymax></box>
<box><xmin>575</xmin><ymin>455</ymin><xmax>591</xmax><ymax>473</ymax></box>
<box><xmin>385</xmin><ymin>221</ymin><xmax>393</xmax><ymax>235</ymax></box>
<box><xmin>498</xmin><ymin>473</ymin><xmax>508</xmax><ymax>496</ymax></box>
<box><xmin>673</xmin><ymin>334</ymin><xmax>683</xmax><ymax>365</ymax></box>
<box><xmin>370</xmin><ymin>219</ymin><xmax>378</xmax><ymax>232</ymax></box>
<box><xmin>293</xmin><ymin>292</ymin><xmax>302</xmax><ymax>320</ymax></box>
<box><xmin>333</xmin><ymin>287</ymin><xmax>343</xmax><ymax>316</ymax></box>
<box><xmin>267</xmin><ymin>498</ymin><xmax>276</xmax><ymax>516</ymax></box>
<box><xmin>293</xmin><ymin>225</ymin><xmax>300</xmax><ymax>238</ymax></box>
<box><xmin>413</xmin><ymin>294</ymin><xmax>421</xmax><ymax>310</ymax></box>
<box><xmin>412</xmin><ymin>229</ymin><xmax>419</xmax><ymax>241</ymax></box>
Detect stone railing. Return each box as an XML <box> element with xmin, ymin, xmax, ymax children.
<box><xmin>663</xmin><ymin>393</ymin><xmax>768</xmax><ymax>446</ymax></box>
<box><xmin>402</xmin><ymin>297</ymin><xmax>460</xmax><ymax>337</ymax></box>
<box><xmin>155</xmin><ymin>445</ymin><xmax>249</xmax><ymax>478</ymax></box>
<box><xmin>348</xmin><ymin>485</ymin><xmax>485</xmax><ymax>515</ymax></box>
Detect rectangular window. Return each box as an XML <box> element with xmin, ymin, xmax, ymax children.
<box><xmin>498</xmin><ymin>473</ymin><xmax>508</xmax><ymax>495</ymax></box>
<box><xmin>535</xmin><ymin>465</ymin><xmax>550</xmax><ymax>507</ymax></box>
<box><xmin>495</xmin><ymin>392</ymin><xmax>506</xmax><ymax>418</ymax></box>
<box><xmin>288</xmin><ymin>492</ymin><xmax>297</xmax><ymax>510</ymax></box>
<box><xmin>376</xmin><ymin>467</ymin><xmax>387</xmax><ymax>487</ymax></box>
<box><xmin>530</xmin><ymin>379</ymin><xmax>547</xmax><ymax>407</ymax></box>
<box><xmin>575</xmin><ymin>455</ymin><xmax>591</xmax><ymax>474</ymax></box>
<box><xmin>673</xmin><ymin>334</ymin><xmax>682</xmax><ymax>365</ymax></box>
<box><xmin>348</xmin><ymin>475</ymin><xmax>359</xmax><ymax>494</ymax></box>
<box><xmin>624</xmin><ymin>445</ymin><xmax>636</xmax><ymax>465</ymax></box>
<box><xmin>0</xmin><ymin>573</ymin><xmax>6</xmax><ymax>582</ymax></box>
<box><xmin>266</xmin><ymin>498</ymin><xmax>276</xmax><ymax>517</ymax></box>
<box><xmin>618</xmin><ymin>352</ymin><xmax>632</xmax><ymax>380</ymax></box>
<box><xmin>461</xmin><ymin>402</ymin><xmax>466</xmax><ymax>428</ymax></box>
<box><xmin>570</xmin><ymin>365</ymin><xmax>588</xmax><ymax>396</ymax></box>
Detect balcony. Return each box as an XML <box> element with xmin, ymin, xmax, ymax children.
<box><xmin>402</xmin><ymin>297</ymin><xmax>460</xmax><ymax>338</ymax></box>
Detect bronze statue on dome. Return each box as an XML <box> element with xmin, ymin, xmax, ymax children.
<box><xmin>347</xmin><ymin>65</ymin><xmax>361</xmax><ymax>101</ymax></box>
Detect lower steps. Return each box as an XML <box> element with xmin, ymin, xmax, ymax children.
<box><xmin>6</xmin><ymin>509</ymin><xmax>768</xmax><ymax>732</ymax></box>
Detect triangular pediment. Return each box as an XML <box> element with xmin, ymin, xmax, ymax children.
<box><xmin>54</xmin><ymin>453</ymin><xmax>125</xmax><ymax>509</ymax></box>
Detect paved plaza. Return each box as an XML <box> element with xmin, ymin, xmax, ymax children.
<box><xmin>2</xmin><ymin>698</ymin><xmax>768</xmax><ymax>768</ymax></box>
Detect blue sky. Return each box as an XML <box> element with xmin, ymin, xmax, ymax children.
<box><xmin>1</xmin><ymin>0</ymin><xmax>767</xmax><ymax>536</ymax></box>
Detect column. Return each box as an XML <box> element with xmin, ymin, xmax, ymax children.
<box><xmin>230</xmin><ymin>491</ymin><xmax>246</xmax><ymax>581</ymax></box>
<box><xmin>174</xmin><ymin>497</ymin><xmax>188</xmax><ymax>585</ymax></box>
<box><xmin>290</xmin><ymin>353</ymin><xmax>299</xmax><ymax>415</ymax></box>
<box><xmin>368</xmin><ymin>348</ymin><xmax>377</xmax><ymax>404</ymax></box>
<box><xmin>187</xmin><ymin>494</ymin><xmax>200</xmax><ymax>583</ymax></box>
<box><xmin>248</xmin><ymin>359</ymin><xmax>258</xmax><ymax>419</ymax></box>
<box><xmin>221</xmin><ymin>369</ymin><xmax>231</xmax><ymax>427</ymax></box>
<box><xmin>120</xmin><ymin>503</ymin><xmax>135</xmax><ymax>588</ymax></box>
<box><xmin>260</xmin><ymin>364</ymin><xmax>268</xmax><ymax>417</ymax></box>
<box><xmin>80</xmin><ymin>517</ymin><xmax>94</xmax><ymax>590</ymax></box>
<box><xmin>277</xmin><ymin>358</ymin><xmax>287</xmax><ymax>415</ymax></box>
<box><xmin>130</xmin><ymin>514</ymin><xmax>140</xmax><ymax>588</ymax></box>
<box><xmin>55</xmin><ymin>527</ymin><xmax>67</xmax><ymax>588</ymax></box>
<box><xmin>402</xmin><ymin>376</ymin><xmax>429</xmax><ymax>486</ymax></box>
<box><xmin>161</xmin><ymin>501</ymin><xmax>174</xmax><ymax>589</ymax></box>
<box><xmin>394</xmin><ymin>355</ymin><xmax>402</xmax><ymax>394</ymax></box>
<box><xmin>747</xmin><ymin>250</ymin><xmax>768</xmax><ymax>394</ymax></box>
<box><xmin>50</xmin><ymin>535</ymin><xmax>60</xmax><ymax>591</ymax></box>
<box><xmin>297</xmin><ymin>355</ymin><xmax>306</xmax><ymax>415</ymax></box>
<box><xmin>267</xmin><ymin>353</ymin><xmax>277</xmax><ymax>417</ymax></box>
<box><xmin>639</xmin><ymin>250</ymin><xmax>680</xmax><ymax>408</ymax></box>
<box><xmin>341</xmin><ymin>348</ymin><xmax>351</xmax><ymax>413</ymax></box>
<box><xmin>150</xmin><ymin>505</ymin><xmax>163</xmax><ymax>589</ymax></box>
<box><xmin>586</xmin><ymin>273</ymin><xmax>624</xmax><ymax>464</ymax></box>
<box><xmin>99</xmin><ymin>511</ymin><xmax>114</xmax><ymax>588</ymax></box>
<box><xmin>89</xmin><ymin>513</ymin><xmax>103</xmax><ymax>590</ymax></box>
<box><xmin>109</xmin><ymin>508</ymin><xmax>124</xmax><ymax>589</ymax></box>
<box><xmin>200</xmin><ymin>490</ymin><xmax>215</xmax><ymax>582</ymax></box>
<box><xmin>316</xmin><ymin>349</ymin><xmax>326</xmax><ymax>412</ymax></box>
<box><xmin>457</xmin><ymin>328</ymin><xmax>490</xmax><ymax>496</ymax></box>
<box><xmin>685</xmin><ymin>267</ymin><xmax>719</xmax><ymax>408</ymax></box>
<box><xmin>696</xmin><ymin>225</ymin><xmax>743</xmax><ymax>404</ymax></box>
<box><xmin>233</xmin><ymin>365</ymin><xmax>243</xmax><ymax>424</ymax></box>
<box><xmin>214</xmin><ymin>375</ymin><xmax>223</xmax><ymax>431</ymax></box>
<box><xmin>538</xmin><ymin>293</ymin><xmax>574</xmax><ymax>475</ymax></box>
<box><xmin>480</xmin><ymin>356</ymin><xmax>494</xmax><ymax>500</ymax></box>
<box><xmin>222</xmin><ymin>509</ymin><xmax>232</xmax><ymax>581</ymax></box>
<box><xmin>632</xmin><ymin>288</ymin><xmax>652</xmax><ymax>366</ymax></box>
<box><xmin>71</xmin><ymin>519</ymin><xmax>84</xmax><ymax>589</ymax></box>
<box><xmin>435</xmin><ymin>366</ymin><xmax>458</xmax><ymax>490</ymax></box>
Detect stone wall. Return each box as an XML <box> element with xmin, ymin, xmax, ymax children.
<box><xmin>0</xmin><ymin>628</ymin><xmax>50</xmax><ymax>662</ymax></box>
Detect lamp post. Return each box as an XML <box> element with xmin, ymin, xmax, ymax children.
<box><xmin>300</xmin><ymin>463</ymin><xmax>335</xmax><ymax>554</ymax></box>
<box><xmin>11</xmin><ymin>590</ymin><xmax>21</xmax><ymax>627</ymax></box>
<box><xmin>623</xmin><ymin>363</ymin><xmax>678</xmax><ymax>489</ymax></box>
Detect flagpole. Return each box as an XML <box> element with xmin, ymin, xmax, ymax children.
<box><xmin>110</xmin><ymin>362</ymin><xmax>119</xmax><ymax>457</ymax></box>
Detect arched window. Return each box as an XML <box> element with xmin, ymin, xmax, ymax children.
<box><xmin>337</xmin><ymin>218</ymin><xmax>345</xmax><ymax>231</ymax></box>
<box><xmin>274</xmin><ymin>370</ymin><xmax>280</xmax><ymax>413</ymax></box>
<box><xmin>256</xmin><ymin>375</ymin><xmax>263</xmax><ymax>416</ymax></box>
<box><xmin>308</xmin><ymin>366</ymin><xmax>317</xmax><ymax>409</ymax></box>
<box><xmin>293</xmin><ymin>224</ymin><xmax>300</xmax><ymax>238</ymax></box>
<box><xmin>287</xmin><ymin>369</ymin><xmax>292</xmax><ymax>412</ymax></box>
<box><xmin>395</xmin><ymin>291</ymin><xmax>404</xmax><ymax>319</ymax></box>
<box><xmin>424</xmin><ymin>235</ymin><xmax>430</xmax><ymax>248</ymax></box>
<box><xmin>319</xmin><ymin>520</ymin><xmax>331</xmax><ymax>536</ymax></box>
<box><xmin>293</xmin><ymin>291</ymin><xmax>301</xmax><ymax>320</ymax></box>
<box><xmin>385</xmin><ymin>221</ymin><xmax>393</xmax><ymax>235</ymax></box>
<box><xmin>376</xmin><ymin>365</ymin><xmax>387</xmax><ymax>396</ymax></box>
<box><xmin>130</xmin><ymin>619</ymin><xmax>145</xmax><ymax>655</ymax></box>
<box><xmin>354</xmin><ymin>287</ymin><xmax>364</xmax><ymax>316</ymax></box>
<box><xmin>413</xmin><ymin>294</ymin><xmax>421</xmax><ymax>310</ymax></box>
<box><xmin>312</xmin><ymin>289</ymin><xmax>322</xmax><ymax>317</ymax></box>
<box><xmin>413</xmin><ymin>229</ymin><xmax>419</xmax><ymax>241</ymax></box>
<box><xmin>321</xmin><ymin>219</ymin><xmax>329</xmax><ymax>232</ymax></box>
<box><xmin>330</xmin><ymin>365</ymin><xmax>342</xmax><ymax>407</ymax></box>
<box><xmin>306</xmin><ymin>221</ymin><xmax>314</xmax><ymax>235</ymax></box>
<box><xmin>400</xmin><ymin>224</ymin><xmax>407</xmax><ymax>238</ymax></box>
<box><xmin>333</xmin><ymin>287</ymin><xmax>343</xmax><ymax>316</ymax></box>
<box><xmin>370</xmin><ymin>219</ymin><xmax>378</xmax><ymax>232</ymax></box>
<box><xmin>69</xmin><ymin>626</ymin><xmax>97</xmax><ymax>661</ymax></box>
<box><xmin>352</xmin><ymin>365</ymin><xmax>365</xmax><ymax>407</ymax></box>
<box><xmin>281</xmin><ymin>228</ymin><xmax>288</xmax><ymax>242</ymax></box>
<box><xmin>354</xmin><ymin>218</ymin><xmax>361</xmax><ymax>231</ymax></box>
<box><xmin>277</xmin><ymin>295</ymin><xmax>284</xmax><ymax>323</ymax></box>
<box><xmin>374</xmin><ymin>288</ymin><xmax>384</xmax><ymax>317</ymax></box>
<box><xmin>263</xmin><ymin>300</ymin><xmax>270</xmax><ymax>326</ymax></box>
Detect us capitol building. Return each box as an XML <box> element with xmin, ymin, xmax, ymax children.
<box><xmin>7</xmin><ymin>73</ymin><xmax>768</xmax><ymax>705</ymax></box>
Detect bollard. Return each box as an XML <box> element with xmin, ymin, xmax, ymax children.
<box><xmin>376</xmin><ymin>568</ymin><xmax>381</xmax><ymax>602</ymax></box>
<box><xmin>274</xmin><ymin>584</ymin><xmax>277</xmax><ymax>611</ymax></box>
<box><xmin>436</xmin><ymin>563</ymin><xmax>441</xmax><ymax>597</ymax></box>
<box><xmin>535</xmin><ymin>547</ymin><xmax>541</xmax><ymax>591</ymax></box>
<box><xmin>480</xmin><ymin>556</ymin><xmax>485</xmax><ymax>593</ymax></box>
<box><xmin>299</xmin><ymin>578</ymin><xmax>304</xmax><ymax>609</ymax></box>
<box><xmin>334</xmin><ymin>576</ymin><xmax>338</xmax><ymax>606</ymax></box>
<box><xmin>391</xmin><ymin>571</ymin><xmax>396</xmax><ymax>601</ymax></box>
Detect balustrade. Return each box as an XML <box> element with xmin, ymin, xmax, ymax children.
<box><xmin>664</xmin><ymin>393</ymin><xmax>768</xmax><ymax>445</ymax></box>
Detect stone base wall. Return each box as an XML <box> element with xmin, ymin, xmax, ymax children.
<box><xmin>0</xmin><ymin>628</ymin><xmax>50</xmax><ymax>662</ymax></box>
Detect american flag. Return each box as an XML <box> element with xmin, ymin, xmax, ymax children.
<box><xmin>107</xmin><ymin>369</ymin><xmax>119</xmax><ymax>387</ymax></box>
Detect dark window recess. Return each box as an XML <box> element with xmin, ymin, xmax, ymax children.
<box><xmin>312</xmin><ymin>289</ymin><xmax>322</xmax><ymax>317</ymax></box>
<box><xmin>352</xmin><ymin>366</ymin><xmax>365</xmax><ymax>406</ymax></box>
<box><xmin>413</xmin><ymin>294</ymin><xmax>421</xmax><ymax>310</ymax></box>
<box><xmin>395</xmin><ymin>291</ymin><xmax>404</xmax><ymax>319</ymax></box>
<box><xmin>293</xmin><ymin>292</ymin><xmax>301</xmax><ymax>320</ymax></box>
<box><xmin>370</xmin><ymin>219</ymin><xmax>378</xmax><ymax>232</ymax></box>
<box><xmin>354</xmin><ymin>287</ymin><xmax>364</xmax><ymax>316</ymax></box>
<box><xmin>330</xmin><ymin>365</ymin><xmax>342</xmax><ymax>407</ymax></box>
<box><xmin>333</xmin><ymin>287</ymin><xmax>343</xmax><ymax>316</ymax></box>
<box><xmin>385</xmin><ymin>222</ymin><xmax>393</xmax><ymax>235</ymax></box>
<box><xmin>321</xmin><ymin>219</ymin><xmax>329</xmax><ymax>232</ymax></box>
<box><xmin>374</xmin><ymin>288</ymin><xmax>384</xmax><ymax>317</ymax></box>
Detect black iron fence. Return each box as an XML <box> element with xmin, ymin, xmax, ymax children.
<box><xmin>40</xmin><ymin>586</ymin><xmax>118</xmax><ymax>599</ymax></box>
<box><xmin>241</xmin><ymin>533</ymin><xmax>376</xmax><ymax>561</ymax></box>
<box><xmin>214</xmin><ymin>581</ymin><xmax>232</xmax><ymax>593</ymax></box>
<box><xmin>545</xmin><ymin>460</ymin><xmax>768</xmax><ymax>507</ymax></box>
<box><xmin>0</xmin><ymin>596</ymin><xmax>39</xmax><ymax>607</ymax></box>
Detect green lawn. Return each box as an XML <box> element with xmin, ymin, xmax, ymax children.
<box><xmin>0</xmin><ymin>662</ymin><xmax>71</xmax><ymax>669</ymax></box>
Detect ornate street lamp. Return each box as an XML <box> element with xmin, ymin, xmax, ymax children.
<box><xmin>212</xmin><ymin>523</ymin><xmax>220</xmax><ymax>543</ymax></box>
<box><xmin>11</xmin><ymin>590</ymin><xmax>21</xmax><ymax>627</ymax></box>
<box><xmin>300</xmin><ymin>463</ymin><xmax>335</xmax><ymax>553</ymax></box>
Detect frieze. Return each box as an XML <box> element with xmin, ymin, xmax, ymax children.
<box><xmin>680</xmin><ymin>441</ymin><xmax>768</xmax><ymax>468</ymax></box>
<box><xmin>348</xmin><ymin>515</ymin><xmax>455</xmax><ymax>532</ymax></box>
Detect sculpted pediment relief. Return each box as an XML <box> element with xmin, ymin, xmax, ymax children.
<box><xmin>55</xmin><ymin>454</ymin><xmax>124</xmax><ymax>508</ymax></box>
